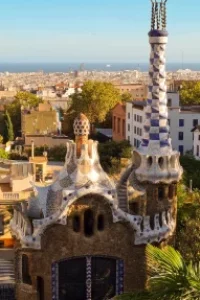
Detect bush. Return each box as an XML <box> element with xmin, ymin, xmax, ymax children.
<box><xmin>98</xmin><ymin>140</ymin><xmax>132</xmax><ymax>174</ymax></box>
<box><xmin>180</xmin><ymin>155</ymin><xmax>200</xmax><ymax>189</ymax></box>
<box><xmin>9</xmin><ymin>151</ymin><xmax>28</xmax><ymax>161</ymax></box>
<box><xmin>176</xmin><ymin>184</ymin><xmax>200</xmax><ymax>263</ymax></box>
<box><xmin>48</xmin><ymin>145</ymin><xmax>66</xmax><ymax>161</ymax></box>
<box><xmin>30</xmin><ymin>145</ymin><xmax>67</xmax><ymax>162</ymax></box>
<box><xmin>0</xmin><ymin>149</ymin><xmax>9</xmax><ymax>159</ymax></box>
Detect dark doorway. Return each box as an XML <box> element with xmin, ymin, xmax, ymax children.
<box><xmin>0</xmin><ymin>215</ymin><xmax>4</xmax><ymax>235</ymax></box>
<box><xmin>91</xmin><ymin>257</ymin><xmax>116</xmax><ymax>300</ymax></box>
<box><xmin>58</xmin><ymin>258</ymin><xmax>86</xmax><ymax>300</ymax></box>
<box><xmin>37</xmin><ymin>276</ymin><xmax>44</xmax><ymax>300</ymax></box>
<box><xmin>53</xmin><ymin>256</ymin><xmax>123</xmax><ymax>300</ymax></box>
<box><xmin>22</xmin><ymin>254</ymin><xmax>32</xmax><ymax>285</ymax></box>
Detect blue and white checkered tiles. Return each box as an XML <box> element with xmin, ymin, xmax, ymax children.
<box><xmin>141</xmin><ymin>35</ymin><xmax>170</xmax><ymax>149</ymax></box>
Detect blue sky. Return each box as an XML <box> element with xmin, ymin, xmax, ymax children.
<box><xmin>0</xmin><ymin>0</ymin><xmax>199</xmax><ymax>63</ymax></box>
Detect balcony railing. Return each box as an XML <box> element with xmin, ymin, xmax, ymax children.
<box><xmin>0</xmin><ymin>192</ymin><xmax>28</xmax><ymax>203</ymax></box>
<box><xmin>11</xmin><ymin>210</ymin><xmax>32</xmax><ymax>236</ymax></box>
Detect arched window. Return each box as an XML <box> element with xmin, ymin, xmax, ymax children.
<box><xmin>97</xmin><ymin>215</ymin><xmax>104</xmax><ymax>231</ymax></box>
<box><xmin>140</xmin><ymin>219</ymin><xmax>144</xmax><ymax>232</ymax></box>
<box><xmin>0</xmin><ymin>214</ymin><xmax>4</xmax><ymax>235</ymax></box>
<box><xmin>22</xmin><ymin>254</ymin><xmax>32</xmax><ymax>285</ymax></box>
<box><xmin>129</xmin><ymin>202</ymin><xmax>139</xmax><ymax>215</ymax></box>
<box><xmin>158</xmin><ymin>187</ymin><xmax>164</xmax><ymax>201</ymax></box>
<box><xmin>170</xmin><ymin>155</ymin><xmax>176</xmax><ymax>168</ymax></box>
<box><xmin>158</xmin><ymin>157</ymin><xmax>164</xmax><ymax>170</ymax></box>
<box><xmin>150</xmin><ymin>215</ymin><xmax>155</xmax><ymax>230</ymax></box>
<box><xmin>159</xmin><ymin>212</ymin><xmax>163</xmax><ymax>227</ymax></box>
<box><xmin>37</xmin><ymin>276</ymin><xmax>44</xmax><ymax>300</ymax></box>
<box><xmin>175</xmin><ymin>184</ymin><xmax>178</xmax><ymax>196</ymax></box>
<box><xmin>73</xmin><ymin>215</ymin><xmax>80</xmax><ymax>232</ymax></box>
<box><xmin>148</xmin><ymin>156</ymin><xmax>153</xmax><ymax>167</ymax></box>
<box><xmin>84</xmin><ymin>209</ymin><xmax>94</xmax><ymax>237</ymax></box>
<box><xmin>168</xmin><ymin>185</ymin><xmax>174</xmax><ymax>199</ymax></box>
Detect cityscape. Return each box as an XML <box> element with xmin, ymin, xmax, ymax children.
<box><xmin>0</xmin><ymin>0</ymin><xmax>200</xmax><ymax>300</ymax></box>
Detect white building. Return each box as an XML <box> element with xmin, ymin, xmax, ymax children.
<box><xmin>126</xmin><ymin>92</ymin><xmax>200</xmax><ymax>154</ymax></box>
<box><xmin>37</xmin><ymin>88</ymin><xmax>57</xmax><ymax>99</ymax></box>
<box><xmin>62</xmin><ymin>87</ymin><xmax>82</xmax><ymax>98</ymax></box>
<box><xmin>126</xmin><ymin>100</ymin><xmax>144</xmax><ymax>148</ymax></box>
<box><xmin>192</xmin><ymin>126</ymin><xmax>200</xmax><ymax>159</ymax></box>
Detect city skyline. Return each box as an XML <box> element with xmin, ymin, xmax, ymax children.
<box><xmin>0</xmin><ymin>0</ymin><xmax>199</xmax><ymax>63</ymax></box>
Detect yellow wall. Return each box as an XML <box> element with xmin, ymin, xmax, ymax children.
<box><xmin>23</xmin><ymin>111</ymin><xmax>57</xmax><ymax>135</ymax></box>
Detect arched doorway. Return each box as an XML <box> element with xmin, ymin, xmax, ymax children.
<box><xmin>52</xmin><ymin>256</ymin><xmax>124</xmax><ymax>300</ymax></box>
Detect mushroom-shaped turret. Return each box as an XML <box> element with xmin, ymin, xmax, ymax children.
<box><xmin>73</xmin><ymin>113</ymin><xmax>90</xmax><ymax>158</ymax></box>
<box><xmin>73</xmin><ymin>113</ymin><xmax>90</xmax><ymax>136</ymax></box>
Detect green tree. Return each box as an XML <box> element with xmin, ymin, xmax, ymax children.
<box><xmin>6</xmin><ymin>91</ymin><xmax>43</xmax><ymax>138</ymax></box>
<box><xmin>146</xmin><ymin>245</ymin><xmax>200</xmax><ymax>300</ymax></box>
<box><xmin>176</xmin><ymin>184</ymin><xmax>200</xmax><ymax>264</ymax></box>
<box><xmin>6</xmin><ymin>99</ymin><xmax>21</xmax><ymax>138</ymax></box>
<box><xmin>180</xmin><ymin>155</ymin><xmax>200</xmax><ymax>189</ymax></box>
<box><xmin>15</xmin><ymin>91</ymin><xmax>43</xmax><ymax>108</ymax></box>
<box><xmin>0</xmin><ymin>135</ymin><xmax>3</xmax><ymax>144</ymax></box>
<box><xmin>121</xmin><ymin>91</ymin><xmax>133</xmax><ymax>102</ymax></box>
<box><xmin>69</xmin><ymin>81</ymin><xmax>121</xmax><ymax>125</ymax></box>
<box><xmin>116</xmin><ymin>245</ymin><xmax>200</xmax><ymax>300</ymax></box>
<box><xmin>4</xmin><ymin>111</ymin><xmax>14</xmax><ymax>142</ymax></box>
<box><xmin>180</xmin><ymin>81</ymin><xmax>200</xmax><ymax>105</ymax></box>
<box><xmin>98</xmin><ymin>140</ymin><xmax>132</xmax><ymax>174</ymax></box>
<box><xmin>0</xmin><ymin>149</ymin><xmax>9</xmax><ymax>159</ymax></box>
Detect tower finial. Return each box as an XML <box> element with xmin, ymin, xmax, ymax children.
<box><xmin>151</xmin><ymin>0</ymin><xmax>167</xmax><ymax>30</ymax></box>
<box><xmin>73</xmin><ymin>113</ymin><xmax>90</xmax><ymax>157</ymax></box>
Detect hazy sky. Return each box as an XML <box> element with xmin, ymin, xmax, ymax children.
<box><xmin>0</xmin><ymin>0</ymin><xmax>199</xmax><ymax>63</ymax></box>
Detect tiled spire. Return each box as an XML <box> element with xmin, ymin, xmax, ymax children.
<box><xmin>140</xmin><ymin>0</ymin><xmax>171</xmax><ymax>154</ymax></box>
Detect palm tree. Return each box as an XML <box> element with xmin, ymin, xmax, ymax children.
<box><xmin>114</xmin><ymin>292</ymin><xmax>150</xmax><ymax>300</ymax></box>
<box><xmin>147</xmin><ymin>245</ymin><xmax>190</xmax><ymax>300</ymax></box>
<box><xmin>116</xmin><ymin>245</ymin><xmax>200</xmax><ymax>300</ymax></box>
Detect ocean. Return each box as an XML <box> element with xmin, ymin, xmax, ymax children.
<box><xmin>0</xmin><ymin>62</ymin><xmax>200</xmax><ymax>73</ymax></box>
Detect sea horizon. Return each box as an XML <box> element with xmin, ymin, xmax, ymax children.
<box><xmin>0</xmin><ymin>62</ymin><xmax>200</xmax><ymax>73</ymax></box>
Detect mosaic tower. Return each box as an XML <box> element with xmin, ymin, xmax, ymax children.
<box><xmin>135</xmin><ymin>0</ymin><xmax>182</xmax><ymax>187</ymax></box>
<box><xmin>10</xmin><ymin>2</ymin><xmax>183</xmax><ymax>300</ymax></box>
<box><xmin>142</xmin><ymin>0</ymin><xmax>169</xmax><ymax>152</ymax></box>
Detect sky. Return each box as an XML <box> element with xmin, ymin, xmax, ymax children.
<box><xmin>0</xmin><ymin>0</ymin><xmax>199</xmax><ymax>63</ymax></box>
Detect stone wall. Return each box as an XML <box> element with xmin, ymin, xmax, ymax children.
<box><xmin>15</xmin><ymin>195</ymin><xmax>147</xmax><ymax>300</ymax></box>
<box><xmin>145</xmin><ymin>183</ymin><xmax>177</xmax><ymax>216</ymax></box>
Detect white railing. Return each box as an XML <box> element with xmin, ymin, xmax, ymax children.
<box><xmin>0</xmin><ymin>192</ymin><xmax>20</xmax><ymax>201</ymax></box>
<box><xmin>11</xmin><ymin>210</ymin><xmax>32</xmax><ymax>236</ymax></box>
<box><xmin>0</xmin><ymin>192</ymin><xmax>28</xmax><ymax>201</ymax></box>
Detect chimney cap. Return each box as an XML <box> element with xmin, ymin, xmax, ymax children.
<box><xmin>73</xmin><ymin>113</ymin><xmax>90</xmax><ymax>136</ymax></box>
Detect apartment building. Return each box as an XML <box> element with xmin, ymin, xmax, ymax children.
<box><xmin>112</xmin><ymin>103</ymin><xmax>126</xmax><ymax>141</ymax></box>
<box><xmin>192</xmin><ymin>126</ymin><xmax>200</xmax><ymax>160</ymax></box>
<box><xmin>126</xmin><ymin>92</ymin><xmax>200</xmax><ymax>154</ymax></box>
<box><xmin>115</xmin><ymin>84</ymin><xmax>148</xmax><ymax>101</ymax></box>
<box><xmin>126</xmin><ymin>101</ymin><xmax>144</xmax><ymax>147</ymax></box>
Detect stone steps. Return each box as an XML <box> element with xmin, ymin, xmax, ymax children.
<box><xmin>0</xmin><ymin>258</ymin><xmax>15</xmax><ymax>299</ymax></box>
<box><xmin>117</xmin><ymin>165</ymin><xmax>134</xmax><ymax>212</ymax></box>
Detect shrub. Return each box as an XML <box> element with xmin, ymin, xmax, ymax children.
<box><xmin>98</xmin><ymin>140</ymin><xmax>132</xmax><ymax>174</ymax></box>
<box><xmin>0</xmin><ymin>149</ymin><xmax>9</xmax><ymax>159</ymax></box>
<box><xmin>180</xmin><ymin>155</ymin><xmax>200</xmax><ymax>189</ymax></box>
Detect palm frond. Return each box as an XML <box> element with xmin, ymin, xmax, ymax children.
<box><xmin>114</xmin><ymin>291</ymin><xmax>151</xmax><ymax>300</ymax></box>
<box><xmin>146</xmin><ymin>245</ymin><xmax>190</xmax><ymax>299</ymax></box>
